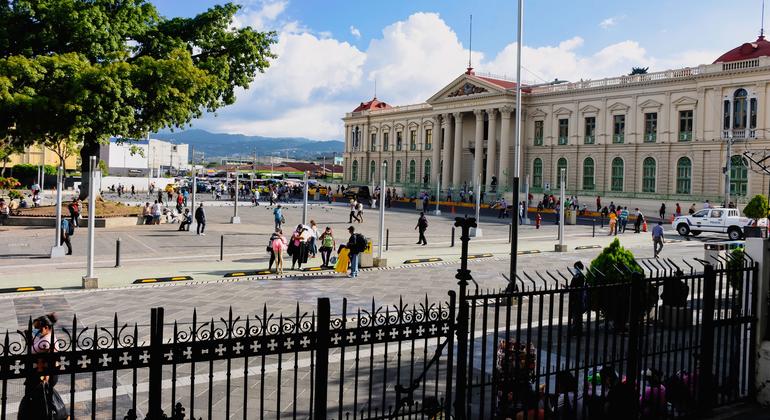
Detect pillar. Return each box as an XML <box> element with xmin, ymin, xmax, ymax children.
<box><xmin>499</xmin><ymin>107</ymin><xmax>512</xmax><ymax>188</ymax></box>
<box><xmin>452</xmin><ymin>112</ymin><xmax>463</xmax><ymax>187</ymax></box>
<box><xmin>431</xmin><ymin>116</ymin><xmax>441</xmax><ymax>185</ymax></box>
<box><xmin>473</xmin><ymin>109</ymin><xmax>485</xmax><ymax>184</ymax></box>
<box><xmin>442</xmin><ymin>114</ymin><xmax>453</xmax><ymax>190</ymax></box>
<box><xmin>485</xmin><ymin>108</ymin><xmax>497</xmax><ymax>191</ymax></box>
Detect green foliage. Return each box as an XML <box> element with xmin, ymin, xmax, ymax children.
<box><xmin>11</xmin><ymin>163</ymin><xmax>56</xmax><ymax>177</ymax></box>
<box><xmin>7</xmin><ymin>189</ymin><xmax>22</xmax><ymax>199</ymax></box>
<box><xmin>0</xmin><ymin>176</ymin><xmax>20</xmax><ymax>189</ymax></box>
<box><xmin>585</xmin><ymin>238</ymin><xmax>656</xmax><ymax>327</ymax></box>
<box><xmin>727</xmin><ymin>247</ymin><xmax>747</xmax><ymax>291</ymax></box>
<box><xmin>743</xmin><ymin>194</ymin><xmax>769</xmax><ymax>220</ymax></box>
<box><xmin>97</xmin><ymin>160</ymin><xmax>108</xmax><ymax>177</ymax></box>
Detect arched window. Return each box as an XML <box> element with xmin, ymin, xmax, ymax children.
<box><xmin>734</xmin><ymin>88</ymin><xmax>748</xmax><ymax>129</ymax></box>
<box><xmin>582</xmin><ymin>158</ymin><xmax>595</xmax><ymax>190</ymax></box>
<box><xmin>351</xmin><ymin>160</ymin><xmax>359</xmax><ymax>182</ymax></box>
<box><xmin>533</xmin><ymin>158</ymin><xmax>543</xmax><ymax>188</ymax></box>
<box><xmin>642</xmin><ymin>157</ymin><xmax>656</xmax><ymax>193</ymax></box>
<box><xmin>611</xmin><ymin>157</ymin><xmax>624</xmax><ymax>192</ymax></box>
<box><xmin>369</xmin><ymin>160</ymin><xmax>376</xmax><ymax>182</ymax></box>
<box><xmin>424</xmin><ymin>159</ymin><xmax>431</xmax><ymax>184</ymax></box>
<box><xmin>676</xmin><ymin>157</ymin><xmax>692</xmax><ymax>194</ymax></box>
<box><xmin>382</xmin><ymin>160</ymin><xmax>389</xmax><ymax>181</ymax></box>
<box><xmin>556</xmin><ymin>158</ymin><xmax>567</xmax><ymax>188</ymax></box>
<box><xmin>408</xmin><ymin>160</ymin><xmax>416</xmax><ymax>183</ymax></box>
<box><xmin>395</xmin><ymin>160</ymin><xmax>402</xmax><ymax>183</ymax></box>
<box><xmin>730</xmin><ymin>155</ymin><xmax>748</xmax><ymax>196</ymax></box>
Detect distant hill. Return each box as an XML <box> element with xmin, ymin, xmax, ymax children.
<box><xmin>152</xmin><ymin>129</ymin><xmax>344</xmax><ymax>160</ymax></box>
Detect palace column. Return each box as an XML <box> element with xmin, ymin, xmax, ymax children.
<box><xmin>485</xmin><ymin>108</ymin><xmax>497</xmax><ymax>191</ymax></box>
<box><xmin>499</xmin><ymin>106</ymin><xmax>513</xmax><ymax>188</ymax></box>
<box><xmin>473</xmin><ymin>109</ymin><xmax>485</xmax><ymax>185</ymax></box>
<box><xmin>442</xmin><ymin>113</ymin><xmax>453</xmax><ymax>189</ymax></box>
<box><xmin>431</xmin><ymin>115</ymin><xmax>441</xmax><ymax>185</ymax></box>
<box><xmin>452</xmin><ymin>112</ymin><xmax>464</xmax><ymax>186</ymax></box>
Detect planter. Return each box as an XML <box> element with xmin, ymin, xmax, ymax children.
<box><xmin>744</xmin><ymin>226</ymin><xmax>764</xmax><ymax>238</ymax></box>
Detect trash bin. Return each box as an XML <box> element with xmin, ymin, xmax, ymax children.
<box><xmin>704</xmin><ymin>241</ymin><xmax>743</xmax><ymax>265</ymax></box>
<box><xmin>360</xmin><ymin>240</ymin><xmax>374</xmax><ymax>268</ymax></box>
<box><xmin>416</xmin><ymin>199</ymin><xmax>423</xmax><ymax>210</ymax></box>
<box><xmin>314</xmin><ymin>191</ymin><xmax>320</xmax><ymax>201</ymax></box>
<box><xmin>565</xmin><ymin>210</ymin><xmax>577</xmax><ymax>225</ymax></box>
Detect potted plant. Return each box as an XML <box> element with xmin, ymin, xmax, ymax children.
<box><xmin>742</xmin><ymin>194</ymin><xmax>768</xmax><ymax>238</ymax></box>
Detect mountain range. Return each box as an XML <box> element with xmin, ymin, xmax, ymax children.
<box><xmin>152</xmin><ymin>129</ymin><xmax>344</xmax><ymax>160</ymax></box>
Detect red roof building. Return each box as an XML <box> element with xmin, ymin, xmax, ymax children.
<box><xmin>714</xmin><ymin>35</ymin><xmax>770</xmax><ymax>63</ymax></box>
<box><xmin>352</xmin><ymin>98</ymin><xmax>391</xmax><ymax>112</ymax></box>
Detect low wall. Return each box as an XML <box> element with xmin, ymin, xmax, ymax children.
<box><xmin>5</xmin><ymin>216</ymin><xmax>139</xmax><ymax>228</ymax></box>
<box><xmin>101</xmin><ymin>176</ymin><xmax>177</xmax><ymax>193</ymax></box>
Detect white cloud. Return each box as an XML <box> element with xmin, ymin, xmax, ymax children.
<box><xmin>350</xmin><ymin>25</ymin><xmax>361</xmax><ymax>38</ymax></box>
<box><xmin>599</xmin><ymin>16</ymin><xmax>619</xmax><ymax>29</ymax></box>
<box><xmin>232</xmin><ymin>0</ymin><xmax>287</xmax><ymax>30</ymax></box>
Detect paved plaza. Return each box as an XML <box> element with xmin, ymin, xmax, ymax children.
<box><xmin>0</xmin><ymin>199</ymin><xmax>714</xmax><ymax>332</ymax></box>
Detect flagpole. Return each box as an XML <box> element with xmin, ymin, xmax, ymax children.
<box><xmin>510</xmin><ymin>0</ymin><xmax>524</xmax><ymax>285</ymax></box>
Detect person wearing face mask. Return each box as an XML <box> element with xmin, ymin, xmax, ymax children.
<box><xmin>18</xmin><ymin>313</ymin><xmax>69</xmax><ymax>419</ymax></box>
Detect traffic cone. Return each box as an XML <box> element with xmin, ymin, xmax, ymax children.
<box><xmin>451</xmin><ymin>205</ymin><xmax>456</xmax><ymax>214</ymax></box>
<box><xmin>670</xmin><ymin>214</ymin><xmax>674</xmax><ymax>223</ymax></box>
<box><xmin>643</xmin><ymin>221</ymin><xmax>648</xmax><ymax>232</ymax></box>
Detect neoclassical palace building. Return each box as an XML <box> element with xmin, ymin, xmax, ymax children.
<box><xmin>342</xmin><ymin>35</ymin><xmax>770</xmax><ymax>204</ymax></box>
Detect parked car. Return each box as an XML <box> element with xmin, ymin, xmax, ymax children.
<box><xmin>672</xmin><ymin>207</ymin><xmax>752</xmax><ymax>240</ymax></box>
<box><xmin>342</xmin><ymin>185</ymin><xmax>372</xmax><ymax>204</ymax></box>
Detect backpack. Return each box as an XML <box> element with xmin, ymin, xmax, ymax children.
<box><xmin>353</xmin><ymin>233</ymin><xmax>367</xmax><ymax>253</ymax></box>
<box><xmin>62</xmin><ymin>219</ymin><xmax>74</xmax><ymax>236</ymax></box>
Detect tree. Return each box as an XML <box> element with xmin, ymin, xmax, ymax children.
<box><xmin>0</xmin><ymin>1</ymin><xmax>277</xmax><ymax>199</ymax></box>
<box><xmin>742</xmin><ymin>194</ymin><xmax>769</xmax><ymax>221</ymax></box>
<box><xmin>630</xmin><ymin>66</ymin><xmax>649</xmax><ymax>75</ymax></box>
<box><xmin>0</xmin><ymin>136</ymin><xmax>24</xmax><ymax>176</ymax></box>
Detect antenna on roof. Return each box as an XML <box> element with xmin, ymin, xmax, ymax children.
<box><xmin>762</xmin><ymin>0</ymin><xmax>766</xmax><ymax>37</ymax></box>
<box><xmin>467</xmin><ymin>14</ymin><xmax>474</xmax><ymax>74</ymax></box>
<box><xmin>374</xmin><ymin>79</ymin><xmax>377</xmax><ymax>99</ymax></box>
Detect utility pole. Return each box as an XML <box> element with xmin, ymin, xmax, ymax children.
<box><xmin>510</xmin><ymin>0</ymin><xmax>525</xmax><ymax>282</ymax></box>
<box><xmin>555</xmin><ymin>168</ymin><xmax>568</xmax><ymax>252</ymax></box>
<box><xmin>83</xmin><ymin>156</ymin><xmax>98</xmax><ymax>288</ymax></box>
<box><xmin>50</xmin><ymin>166</ymin><xmax>65</xmax><ymax>257</ymax></box>
<box><xmin>433</xmin><ymin>174</ymin><xmax>442</xmax><ymax>215</ymax></box>
<box><xmin>725</xmin><ymin>136</ymin><xmax>733</xmax><ymax>206</ymax></box>
<box><xmin>230</xmin><ymin>165</ymin><xmax>241</xmax><ymax>224</ymax></box>
<box><xmin>302</xmin><ymin>171</ymin><xmax>309</xmax><ymax>225</ymax></box>
<box><xmin>376</xmin><ymin>161</ymin><xmax>387</xmax><ymax>267</ymax></box>
<box><xmin>470</xmin><ymin>173</ymin><xmax>483</xmax><ymax>237</ymax></box>
<box><xmin>190</xmin><ymin>146</ymin><xmax>197</xmax><ymax>232</ymax></box>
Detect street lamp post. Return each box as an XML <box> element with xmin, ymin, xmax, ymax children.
<box><xmin>555</xmin><ymin>168</ymin><xmax>568</xmax><ymax>252</ymax></box>
<box><xmin>83</xmin><ymin>156</ymin><xmax>98</xmax><ymax>288</ymax></box>
<box><xmin>725</xmin><ymin>135</ymin><xmax>733</xmax><ymax>206</ymax></box>
<box><xmin>190</xmin><ymin>146</ymin><xmax>197</xmax><ymax>232</ymax></box>
<box><xmin>50</xmin><ymin>166</ymin><xmax>65</xmax><ymax>257</ymax></box>
<box><xmin>302</xmin><ymin>171</ymin><xmax>309</xmax><ymax>225</ymax></box>
<box><xmin>510</xmin><ymin>0</ymin><xmax>525</xmax><ymax>282</ymax></box>
<box><xmin>230</xmin><ymin>165</ymin><xmax>241</xmax><ymax>224</ymax></box>
<box><xmin>470</xmin><ymin>173</ymin><xmax>483</xmax><ymax>237</ymax></box>
<box><xmin>376</xmin><ymin>161</ymin><xmax>387</xmax><ymax>267</ymax></box>
<box><xmin>433</xmin><ymin>174</ymin><xmax>442</xmax><ymax>216</ymax></box>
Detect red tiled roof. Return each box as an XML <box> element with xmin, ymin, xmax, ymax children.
<box><xmin>714</xmin><ymin>35</ymin><xmax>770</xmax><ymax>63</ymax></box>
<box><xmin>352</xmin><ymin>97</ymin><xmax>391</xmax><ymax>112</ymax></box>
<box><xmin>475</xmin><ymin>75</ymin><xmax>518</xmax><ymax>89</ymax></box>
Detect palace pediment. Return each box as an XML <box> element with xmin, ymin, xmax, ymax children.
<box><xmin>427</xmin><ymin>72</ymin><xmax>511</xmax><ymax>103</ymax></box>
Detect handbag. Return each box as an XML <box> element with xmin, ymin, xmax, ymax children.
<box><xmin>44</xmin><ymin>382</ymin><xmax>68</xmax><ymax>420</ymax></box>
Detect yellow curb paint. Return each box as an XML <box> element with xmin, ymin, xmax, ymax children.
<box><xmin>16</xmin><ymin>287</ymin><xmax>36</xmax><ymax>292</ymax></box>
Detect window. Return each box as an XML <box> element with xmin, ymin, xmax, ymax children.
<box><xmin>533</xmin><ymin>158</ymin><xmax>543</xmax><ymax>188</ymax></box>
<box><xmin>408</xmin><ymin>160</ymin><xmax>416</xmax><ymax>183</ymax></box>
<box><xmin>558</xmin><ymin>119</ymin><xmax>569</xmax><ymax>145</ymax></box>
<box><xmin>733</xmin><ymin>89</ymin><xmax>748</xmax><ymax>129</ymax></box>
<box><xmin>676</xmin><ymin>157</ymin><xmax>692</xmax><ymax>194</ymax></box>
<box><xmin>352</xmin><ymin>160</ymin><xmax>359</xmax><ymax>181</ymax></box>
<box><xmin>483</xmin><ymin>113</ymin><xmax>489</xmax><ymax>140</ymax></box>
<box><xmin>369</xmin><ymin>160</ymin><xmax>376</xmax><ymax>181</ymax></box>
<box><xmin>723</xmin><ymin>100</ymin><xmax>731</xmax><ymax>131</ymax></box>
<box><xmin>642</xmin><ymin>157</ymin><xmax>656</xmax><ymax>193</ymax></box>
<box><xmin>395</xmin><ymin>160</ymin><xmax>402</xmax><ymax>183</ymax></box>
<box><xmin>750</xmin><ymin>97</ymin><xmax>758</xmax><ymax>129</ymax></box>
<box><xmin>556</xmin><ymin>158</ymin><xmax>567</xmax><ymax>188</ymax></box>
<box><xmin>410</xmin><ymin>130</ymin><xmax>417</xmax><ymax>151</ymax></box>
<box><xmin>424</xmin><ymin>160</ymin><xmax>431</xmax><ymax>184</ymax></box>
<box><xmin>611</xmin><ymin>157</ymin><xmax>624</xmax><ymax>191</ymax></box>
<box><xmin>644</xmin><ymin>113</ymin><xmax>657</xmax><ymax>142</ymax></box>
<box><xmin>396</xmin><ymin>132</ymin><xmax>403</xmax><ymax>151</ymax></box>
<box><xmin>613</xmin><ymin>115</ymin><xmax>625</xmax><ymax>143</ymax></box>
<box><xmin>582</xmin><ymin>158</ymin><xmax>595</xmax><ymax>190</ymax></box>
<box><xmin>370</xmin><ymin>133</ymin><xmax>377</xmax><ymax>151</ymax></box>
<box><xmin>692</xmin><ymin>209</ymin><xmax>708</xmax><ymax>218</ymax></box>
<box><xmin>382</xmin><ymin>160</ymin><xmax>389</xmax><ymax>180</ymax></box>
<box><xmin>730</xmin><ymin>155</ymin><xmax>748</xmax><ymax>196</ymax></box>
<box><xmin>534</xmin><ymin>121</ymin><xmax>544</xmax><ymax>146</ymax></box>
<box><xmin>383</xmin><ymin>132</ymin><xmax>389</xmax><ymax>151</ymax></box>
<box><xmin>425</xmin><ymin>129</ymin><xmax>432</xmax><ymax>150</ymax></box>
<box><xmin>584</xmin><ymin>117</ymin><xmax>596</xmax><ymax>144</ymax></box>
<box><xmin>679</xmin><ymin>110</ymin><xmax>693</xmax><ymax>141</ymax></box>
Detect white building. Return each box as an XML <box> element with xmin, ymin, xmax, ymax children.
<box><xmin>100</xmin><ymin>138</ymin><xmax>190</xmax><ymax>176</ymax></box>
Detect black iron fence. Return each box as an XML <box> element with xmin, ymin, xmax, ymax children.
<box><xmin>0</xmin><ymin>219</ymin><xmax>761</xmax><ymax>419</ymax></box>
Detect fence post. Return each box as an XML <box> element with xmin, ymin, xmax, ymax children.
<box><xmin>452</xmin><ymin>216</ymin><xmax>476</xmax><ymax>420</ymax></box>
<box><xmin>592</xmin><ymin>218</ymin><xmax>596</xmax><ymax>237</ymax></box>
<box><xmin>148</xmin><ymin>307</ymin><xmax>164</xmax><ymax>418</ymax></box>
<box><xmin>625</xmin><ymin>271</ymin><xmax>643</xmax><ymax>416</ymax></box>
<box><xmin>451</xmin><ymin>227</ymin><xmax>455</xmax><ymax>247</ymax></box>
<box><xmin>386</xmin><ymin>229</ymin><xmax>389</xmax><ymax>251</ymax></box>
<box><xmin>115</xmin><ymin>237</ymin><xmax>121</xmax><ymax>267</ymax></box>
<box><xmin>219</xmin><ymin>234</ymin><xmax>224</xmax><ymax>262</ymax></box>
<box><xmin>698</xmin><ymin>263</ymin><xmax>717</xmax><ymax>415</ymax></box>
<box><xmin>313</xmin><ymin>298</ymin><xmax>331</xmax><ymax>420</ymax></box>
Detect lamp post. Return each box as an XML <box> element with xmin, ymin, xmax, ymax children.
<box><xmin>190</xmin><ymin>146</ymin><xmax>197</xmax><ymax>232</ymax></box>
<box><xmin>433</xmin><ymin>174</ymin><xmax>442</xmax><ymax>216</ymax></box>
<box><xmin>230</xmin><ymin>165</ymin><xmax>241</xmax><ymax>224</ymax></box>
<box><xmin>376</xmin><ymin>161</ymin><xmax>387</xmax><ymax>267</ymax></box>
<box><xmin>470</xmin><ymin>173</ymin><xmax>483</xmax><ymax>237</ymax></box>
<box><xmin>725</xmin><ymin>135</ymin><xmax>733</xmax><ymax>207</ymax></box>
<box><xmin>83</xmin><ymin>156</ymin><xmax>98</xmax><ymax>288</ymax></box>
<box><xmin>555</xmin><ymin>168</ymin><xmax>568</xmax><ymax>252</ymax></box>
<box><xmin>302</xmin><ymin>171</ymin><xmax>309</xmax><ymax>225</ymax></box>
<box><xmin>50</xmin><ymin>166</ymin><xmax>65</xmax><ymax>257</ymax></box>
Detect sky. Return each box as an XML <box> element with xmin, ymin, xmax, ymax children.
<box><xmin>155</xmin><ymin>0</ymin><xmax>767</xmax><ymax>140</ymax></box>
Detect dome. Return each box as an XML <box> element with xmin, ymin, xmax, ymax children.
<box><xmin>352</xmin><ymin>97</ymin><xmax>391</xmax><ymax>112</ymax></box>
<box><xmin>714</xmin><ymin>35</ymin><xmax>770</xmax><ymax>63</ymax></box>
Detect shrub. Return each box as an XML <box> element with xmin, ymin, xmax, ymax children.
<box><xmin>726</xmin><ymin>247</ymin><xmax>747</xmax><ymax>291</ymax></box>
<box><xmin>11</xmin><ymin>163</ymin><xmax>57</xmax><ymax>178</ymax></box>
<box><xmin>743</xmin><ymin>194</ymin><xmax>769</xmax><ymax>221</ymax></box>
<box><xmin>7</xmin><ymin>190</ymin><xmax>22</xmax><ymax>200</ymax></box>
<box><xmin>0</xmin><ymin>177</ymin><xmax>20</xmax><ymax>190</ymax></box>
<box><xmin>585</xmin><ymin>238</ymin><xmax>657</xmax><ymax>328</ymax></box>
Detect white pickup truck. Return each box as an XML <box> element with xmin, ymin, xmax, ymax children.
<box><xmin>672</xmin><ymin>207</ymin><xmax>752</xmax><ymax>240</ymax></box>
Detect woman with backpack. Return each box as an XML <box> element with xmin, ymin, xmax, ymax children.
<box><xmin>268</xmin><ymin>229</ymin><xmax>287</xmax><ymax>274</ymax></box>
<box><xmin>18</xmin><ymin>313</ymin><xmax>69</xmax><ymax>420</ymax></box>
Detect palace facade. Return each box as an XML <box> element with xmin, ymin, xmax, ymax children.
<box><xmin>342</xmin><ymin>36</ymin><xmax>770</xmax><ymax>204</ymax></box>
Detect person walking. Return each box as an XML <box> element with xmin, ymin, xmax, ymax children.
<box><xmin>688</xmin><ymin>203</ymin><xmax>696</xmax><ymax>215</ymax></box>
<box><xmin>151</xmin><ymin>199</ymin><xmax>162</xmax><ymax>225</ymax></box>
<box><xmin>289</xmin><ymin>225</ymin><xmax>308</xmax><ymax>270</ymax></box>
<box><xmin>652</xmin><ymin>221</ymin><xmax>665</xmax><ymax>258</ymax></box>
<box><xmin>178</xmin><ymin>208</ymin><xmax>192</xmax><ymax>231</ymax></box>
<box><xmin>0</xmin><ymin>198</ymin><xmax>8</xmax><ymax>226</ymax></box>
<box><xmin>318</xmin><ymin>227</ymin><xmax>336</xmax><ymax>268</ymax></box>
<box><xmin>497</xmin><ymin>198</ymin><xmax>508</xmax><ymax>218</ymax></box>
<box><xmin>348</xmin><ymin>199</ymin><xmax>358</xmax><ymax>223</ymax></box>
<box><xmin>60</xmin><ymin>218</ymin><xmax>73</xmax><ymax>255</ymax></box>
<box><xmin>415</xmin><ymin>212</ymin><xmax>428</xmax><ymax>245</ymax></box>
<box><xmin>608</xmin><ymin>211</ymin><xmax>617</xmax><ymax>236</ymax></box>
<box><xmin>634</xmin><ymin>208</ymin><xmax>644</xmax><ymax>233</ymax></box>
<box><xmin>675</xmin><ymin>203</ymin><xmax>682</xmax><ymax>217</ymax></box>
<box><xmin>273</xmin><ymin>204</ymin><xmax>284</xmax><ymax>230</ymax></box>
<box><xmin>620</xmin><ymin>207</ymin><xmax>629</xmax><ymax>233</ymax></box>
<box><xmin>308</xmin><ymin>220</ymin><xmax>319</xmax><ymax>258</ymax></box>
<box><xmin>568</xmin><ymin>261</ymin><xmax>587</xmax><ymax>336</ymax></box>
<box><xmin>355</xmin><ymin>200</ymin><xmax>364</xmax><ymax>223</ymax></box>
<box><xmin>658</xmin><ymin>203</ymin><xmax>666</xmax><ymax>221</ymax></box>
<box><xmin>596</xmin><ymin>196</ymin><xmax>601</xmax><ymax>212</ymax></box>
<box><xmin>268</xmin><ymin>228</ymin><xmax>286</xmax><ymax>273</ymax></box>
<box><xmin>195</xmin><ymin>203</ymin><xmax>206</xmax><ymax>235</ymax></box>
<box><xmin>67</xmin><ymin>199</ymin><xmax>80</xmax><ymax>227</ymax></box>
<box><xmin>346</xmin><ymin>226</ymin><xmax>365</xmax><ymax>278</ymax></box>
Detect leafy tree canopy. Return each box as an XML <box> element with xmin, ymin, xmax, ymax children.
<box><xmin>743</xmin><ymin>194</ymin><xmax>769</xmax><ymax>220</ymax></box>
<box><xmin>0</xmin><ymin>0</ymin><xmax>277</xmax><ymax>198</ymax></box>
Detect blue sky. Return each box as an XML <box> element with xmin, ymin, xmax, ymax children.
<box><xmin>153</xmin><ymin>0</ymin><xmax>766</xmax><ymax>139</ymax></box>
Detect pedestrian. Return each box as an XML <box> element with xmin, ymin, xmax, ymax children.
<box><xmin>634</xmin><ymin>208</ymin><xmax>644</xmax><ymax>233</ymax></box>
<box><xmin>608</xmin><ymin>201</ymin><xmax>615</xmax><ymax>214</ymax></box>
<box><xmin>17</xmin><ymin>313</ymin><xmax>69</xmax><ymax>420</ymax></box>
<box><xmin>142</xmin><ymin>202</ymin><xmax>152</xmax><ymax>225</ymax></box>
<box><xmin>346</xmin><ymin>226</ymin><xmax>365</xmax><ymax>278</ymax></box>
<box><xmin>318</xmin><ymin>227</ymin><xmax>336</xmax><ymax>268</ymax></box>
<box><xmin>157</xmin><ymin>190</ymin><xmax>163</xmax><ymax>204</ymax></box>
<box><xmin>273</xmin><ymin>204</ymin><xmax>284</xmax><ymax>230</ymax></box>
<box><xmin>703</xmin><ymin>200</ymin><xmax>711</xmax><ymax>209</ymax></box>
<box><xmin>659</xmin><ymin>203</ymin><xmax>666</xmax><ymax>221</ymax></box>
<box><xmin>596</xmin><ymin>196</ymin><xmax>601</xmax><ymax>212</ymax></box>
<box><xmin>131</xmin><ymin>184</ymin><xmax>136</xmax><ymax>196</ymax></box>
<box><xmin>348</xmin><ymin>199</ymin><xmax>358</xmax><ymax>223</ymax></box>
<box><xmin>151</xmin><ymin>200</ymin><xmax>162</xmax><ymax>225</ymax></box>
<box><xmin>415</xmin><ymin>212</ymin><xmax>428</xmax><ymax>245</ymax></box>
<box><xmin>688</xmin><ymin>203</ymin><xmax>696</xmax><ymax>215</ymax></box>
<box><xmin>608</xmin><ymin>211</ymin><xmax>617</xmax><ymax>236</ymax></box>
<box><xmin>497</xmin><ymin>198</ymin><xmax>508</xmax><ymax>218</ymax></box>
<box><xmin>178</xmin><ymin>208</ymin><xmax>192</xmax><ymax>231</ymax></box>
<box><xmin>60</xmin><ymin>218</ymin><xmax>73</xmax><ymax>255</ymax></box>
<box><xmin>268</xmin><ymin>228</ymin><xmax>287</xmax><ymax>273</ymax></box>
<box><xmin>555</xmin><ymin>205</ymin><xmax>560</xmax><ymax>224</ymax></box>
<box><xmin>308</xmin><ymin>220</ymin><xmax>319</xmax><ymax>258</ymax></box>
<box><xmin>355</xmin><ymin>200</ymin><xmax>364</xmax><ymax>223</ymax></box>
<box><xmin>620</xmin><ymin>207</ymin><xmax>629</xmax><ymax>233</ymax></box>
<box><xmin>568</xmin><ymin>261</ymin><xmax>587</xmax><ymax>336</ymax></box>
<box><xmin>652</xmin><ymin>220</ymin><xmax>664</xmax><ymax>258</ymax></box>
<box><xmin>195</xmin><ymin>203</ymin><xmax>206</xmax><ymax>235</ymax></box>
<box><xmin>289</xmin><ymin>225</ymin><xmax>308</xmax><ymax>270</ymax></box>
<box><xmin>67</xmin><ymin>199</ymin><xmax>80</xmax><ymax>227</ymax></box>
<box><xmin>0</xmin><ymin>198</ymin><xmax>8</xmax><ymax>226</ymax></box>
